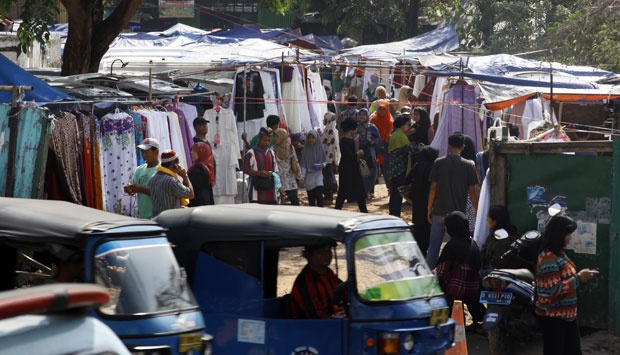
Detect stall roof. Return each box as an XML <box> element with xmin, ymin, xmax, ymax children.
<box><xmin>0</xmin><ymin>54</ymin><xmax>73</xmax><ymax>104</ymax></box>
<box><xmin>336</xmin><ymin>26</ymin><xmax>459</xmax><ymax>64</ymax></box>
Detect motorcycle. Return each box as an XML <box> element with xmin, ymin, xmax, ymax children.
<box><xmin>479</xmin><ymin>229</ymin><xmax>542</xmax><ymax>355</ymax></box>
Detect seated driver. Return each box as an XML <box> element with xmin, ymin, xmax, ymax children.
<box><xmin>290</xmin><ymin>242</ymin><xmax>347</xmax><ymax>319</ymax></box>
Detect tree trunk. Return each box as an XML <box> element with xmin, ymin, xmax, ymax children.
<box><xmin>405</xmin><ymin>0</ymin><xmax>420</xmax><ymax>37</ymax></box>
<box><xmin>60</xmin><ymin>0</ymin><xmax>145</xmax><ymax>75</ymax></box>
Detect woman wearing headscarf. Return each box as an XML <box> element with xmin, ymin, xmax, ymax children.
<box><xmin>273</xmin><ymin>128</ymin><xmax>302</xmax><ymax>205</ymax></box>
<box><xmin>408</xmin><ymin>145</ymin><xmax>438</xmax><ymax>255</ymax></box>
<box><xmin>356</xmin><ymin>108</ymin><xmax>380</xmax><ymax>199</ymax></box>
<box><xmin>321</xmin><ymin>112</ymin><xmax>340</xmax><ymax>204</ymax></box>
<box><xmin>397</xmin><ymin>85</ymin><xmax>413</xmax><ymax>110</ymax></box>
<box><xmin>335</xmin><ymin>118</ymin><xmax>367</xmax><ymax>212</ymax></box>
<box><xmin>301</xmin><ymin>130</ymin><xmax>328</xmax><ymax>207</ymax></box>
<box><xmin>188</xmin><ymin>142</ymin><xmax>215</xmax><ymax>206</ymax></box>
<box><xmin>411</xmin><ymin>107</ymin><xmax>434</xmax><ymax>145</ymax></box>
<box><xmin>434</xmin><ymin>211</ymin><xmax>486</xmax><ymax>328</ymax></box>
<box><xmin>387</xmin><ymin>114</ymin><xmax>413</xmax><ymax>217</ymax></box>
<box><xmin>370</xmin><ymin>100</ymin><xmax>393</xmax><ymax>187</ymax></box>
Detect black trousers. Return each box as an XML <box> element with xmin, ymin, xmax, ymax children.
<box><xmin>307</xmin><ymin>186</ymin><xmax>324</xmax><ymax>207</ymax></box>
<box><xmin>538</xmin><ymin>315</ymin><xmax>582</xmax><ymax>355</ymax></box>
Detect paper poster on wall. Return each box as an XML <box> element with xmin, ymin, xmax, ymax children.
<box><xmin>238</xmin><ymin>319</ymin><xmax>265</xmax><ymax>344</ymax></box>
<box><xmin>566</xmin><ymin>221</ymin><xmax>597</xmax><ymax>255</ymax></box>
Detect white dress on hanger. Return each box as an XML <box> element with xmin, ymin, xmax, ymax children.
<box><xmin>306</xmin><ymin>69</ymin><xmax>327</xmax><ymax>131</ymax></box>
<box><xmin>166</xmin><ymin>111</ymin><xmax>189</xmax><ymax>168</ymax></box>
<box><xmin>282</xmin><ymin>65</ymin><xmax>312</xmax><ymax>134</ymax></box>
<box><xmin>205</xmin><ymin>108</ymin><xmax>241</xmax><ymax>204</ymax></box>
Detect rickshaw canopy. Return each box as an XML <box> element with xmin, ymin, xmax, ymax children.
<box><xmin>0</xmin><ymin>198</ymin><xmax>162</xmax><ymax>247</ymax></box>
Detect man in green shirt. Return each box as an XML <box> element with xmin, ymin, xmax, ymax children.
<box><xmin>123</xmin><ymin>138</ymin><xmax>160</xmax><ymax>219</ymax></box>
<box><xmin>242</xmin><ymin>114</ymin><xmax>280</xmax><ymax>149</ymax></box>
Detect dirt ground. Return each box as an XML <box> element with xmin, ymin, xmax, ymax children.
<box><xmin>288</xmin><ymin>180</ymin><xmax>620</xmax><ymax>355</ymax></box>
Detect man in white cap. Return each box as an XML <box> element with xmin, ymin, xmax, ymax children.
<box><xmin>124</xmin><ymin>138</ymin><xmax>160</xmax><ymax>219</ymax></box>
<box><xmin>149</xmin><ymin>149</ymin><xmax>194</xmax><ymax>217</ymax></box>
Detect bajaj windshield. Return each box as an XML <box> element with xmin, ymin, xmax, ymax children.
<box><xmin>94</xmin><ymin>238</ymin><xmax>198</xmax><ymax>315</ymax></box>
<box><xmin>355</xmin><ymin>231</ymin><xmax>443</xmax><ymax>301</ymax></box>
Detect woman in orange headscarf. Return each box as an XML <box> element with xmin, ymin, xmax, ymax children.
<box><xmin>370</xmin><ymin>100</ymin><xmax>393</xmax><ymax>186</ymax></box>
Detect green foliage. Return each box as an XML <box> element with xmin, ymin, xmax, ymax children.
<box><xmin>1</xmin><ymin>0</ymin><xmax>59</xmax><ymax>53</ymax></box>
<box><xmin>542</xmin><ymin>0</ymin><xmax>620</xmax><ymax>72</ymax></box>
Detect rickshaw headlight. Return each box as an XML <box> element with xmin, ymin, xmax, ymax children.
<box><xmin>377</xmin><ymin>332</ymin><xmax>400</xmax><ymax>354</ymax></box>
<box><xmin>403</xmin><ymin>333</ymin><xmax>415</xmax><ymax>352</ymax></box>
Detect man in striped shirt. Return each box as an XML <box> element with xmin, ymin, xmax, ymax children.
<box><xmin>290</xmin><ymin>242</ymin><xmax>346</xmax><ymax>319</ymax></box>
<box><xmin>149</xmin><ymin>150</ymin><xmax>194</xmax><ymax>217</ymax></box>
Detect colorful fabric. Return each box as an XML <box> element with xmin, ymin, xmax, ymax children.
<box><xmin>434</xmin><ymin>259</ymin><xmax>481</xmax><ymax>300</ymax></box>
<box><xmin>290</xmin><ymin>265</ymin><xmax>343</xmax><ymax>319</ymax></box>
<box><xmin>387</xmin><ymin>127</ymin><xmax>411</xmax><ymax>178</ymax></box>
<box><xmin>244</xmin><ymin>147</ymin><xmax>278</xmax><ymax>203</ymax></box>
<box><xmin>535</xmin><ymin>250</ymin><xmax>579</xmax><ymax>321</ymax></box>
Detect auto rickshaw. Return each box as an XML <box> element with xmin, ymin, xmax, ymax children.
<box><xmin>0</xmin><ymin>197</ymin><xmax>212</xmax><ymax>355</ymax></box>
<box><xmin>156</xmin><ymin>204</ymin><xmax>455</xmax><ymax>355</ymax></box>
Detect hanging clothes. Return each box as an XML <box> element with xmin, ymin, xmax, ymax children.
<box><xmin>49</xmin><ymin>111</ymin><xmax>83</xmax><ymax>204</ymax></box>
<box><xmin>0</xmin><ymin>106</ymin><xmax>52</xmax><ymax>199</ymax></box>
<box><xmin>282</xmin><ymin>65</ymin><xmax>312</xmax><ymax>134</ymax></box>
<box><xmin>233</xmin><ymin>69</ymin><xmax>266</xmax><ymax>122</ymax></box>
<box><xmin>431</xmin><ymin>82</ymin><xmax>482</xmax><ymax>157</ymax></box>
<box><xmin>99</xmin><ymin>110</ymin><xmax>137</xmax><ymax>215</ymax></box>
<box><xmin>166</xmin><ymin>110</ymin><xmax>189</xmax><ymax>168</ymax></box>
<box><xmin>205</xmin><ymin>107</ymin><xmax>241</xmax><ymax>204</ymax></box>
<box><xmin>306</xmin><ymin>69</ymin><xmax>327</xmax><ymax>131</ymax></box>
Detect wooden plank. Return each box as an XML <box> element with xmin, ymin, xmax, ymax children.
<box><xmin>495</xmin><ymin>140</ymin><xmax>613</xmax><ymax>155</ymax></box>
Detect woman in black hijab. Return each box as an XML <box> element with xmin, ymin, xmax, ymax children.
<box><xmin>434</xmin><ymin>211</ymin><xmax>485</xmax><ymax>328</ymax></box>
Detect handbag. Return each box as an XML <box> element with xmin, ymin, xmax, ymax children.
<box><xmin>290</xmin><ymin>156</ymin><xmax>301</xmax><ymax>175</ymax></box>
<box><xmin>398</xmin><ymin>184</ymin><xmax>415</xmax><ymax>204</ymax></box>
<box><xmin>359</xmin><ymin>158</ymin><xmax>371</xmax><ymax>178</ymax></box>
<box><xmin>252</xmin><ymin>175</ymin><xmax>275</xmax><ymax>191</ymax></box>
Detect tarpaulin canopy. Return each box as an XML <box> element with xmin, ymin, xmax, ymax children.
<box><xmin>0</xmin><ymin>54</ymin><xmax>73</xmax><ymax>104</ymax></box>
<box><xmin>336</xmin><ymin>26</ymin><xmax>459</xmax><ymax>63</ymax></box>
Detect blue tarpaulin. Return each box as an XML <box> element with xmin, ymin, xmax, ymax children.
<box><xmin>0</xmin><ymin>54</ymin><xmax>73</xmax><ymax>104</ymax></box>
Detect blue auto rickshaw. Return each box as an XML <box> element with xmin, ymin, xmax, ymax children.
<box><xmin>0</xmin><ymin>197</ymin><xmax>211</xmax><ymax>355</ymax></box>
<box><xmin>156</xmin><ymin>204</ymin><xmax>455</xmax><ymax>355</ymax></box>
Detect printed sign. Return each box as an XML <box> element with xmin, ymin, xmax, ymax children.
<box><xmin>238</xmin><ymin>319</ymin><xmax>265</xmax><ymax>344</ymax></box>
<box><xmin>159</xmin><ymin>0</ymin><xmax>194</xmax><ymax>18</ymax></box>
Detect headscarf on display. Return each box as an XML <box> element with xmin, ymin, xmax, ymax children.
<box><xmin>301</xmin><ymin>130</ymin><xmax>327</xmax><ymax>171</ymax></box>
<box><xmin>437</xmin><ymin>211</ymin><xmax>481</xmax><ymax>269</ymax></box>
<box><xmin>273</xmin><ymin>128</ymin><xmax>292</xmax><ymax>160</ymax></box>
<box><xmin>190</xmin><ymin>142</ymin><xmax>215</xmax><ymax>185</ymax></box>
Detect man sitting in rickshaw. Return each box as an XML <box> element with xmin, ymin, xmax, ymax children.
<box><xmin>290</xmin><ymin>242</ymin><xmax>347</xmax><ymax>319</ymax></box>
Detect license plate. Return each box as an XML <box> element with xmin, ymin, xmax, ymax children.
<box><xmin>430</xmin><ymin>307</ymin><xmax>450</xmax><ymax>326</ymax></box>
<box><xmin>179</xmin><ymin>333</ymin><xmax>202</xmax><ymax>353</ymax></box>
<box><xmin>480</xmin><ymin>291</ymin><xmax>512</xmax><ymax>305</ymax></box>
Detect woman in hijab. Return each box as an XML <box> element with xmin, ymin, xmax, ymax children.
<box><xmin>408</xmin><ymin>145</ymin><xmax>439</xmax><ymax>255</ymax></box>
<box><xmin>273</xmin><ymin>128</ymin><xmax>302</xmax><ymax>205</ymax></box>
<box><xmin>370</xmin><ymin>100</ymin><xmax>393</xmax><ymax>187</ymax></box>
<box><xmin>335</xmin><ymin>118</ymin><xmax>367</xmax><ymax>212</ymax></box>
<box><xmin>321</xmin><ymin>112</ymin><xmax>340</xmax><ymax>204</ymax></box>
<box><xmin>479</xmin><ymin>205</ymin><xmax>527</xmax><ymax>276</ymax></box>
<box><xmin>387</xmin><ymin>114</ymin><xmax>413</xmax><ymax>217</ymax></box>
<box><xmin>411</xmin><ymin>107</ymin><xmax>434</xmax><ymax>145</ymax></box>
<box><xmin>188</xmin><ymin>142</ymin><xmax>215</xmax><ymax>206</ymax></box>
<box><xmin>244</xmin><ymin>127</ymin><xmax>279</xmax><ymax>204</ymax></box>
<box><xmin>357</xmin><ymin>108</ymin><xmax>380</xmax><ymax>199</ymax></box>
<box><xmin>434</xmin><ymin>211</ymin><xmax>486</xmax><ymax>328</ymax></box>
<box><xmin>301</xmin><ymin>130</ymin><xmax>328</xmax><ymax>207</ymax></box>
<box><xmin>397</xmin><ymin>85</ymin><xmax>413</xmax><ymax>110</ymax></box>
